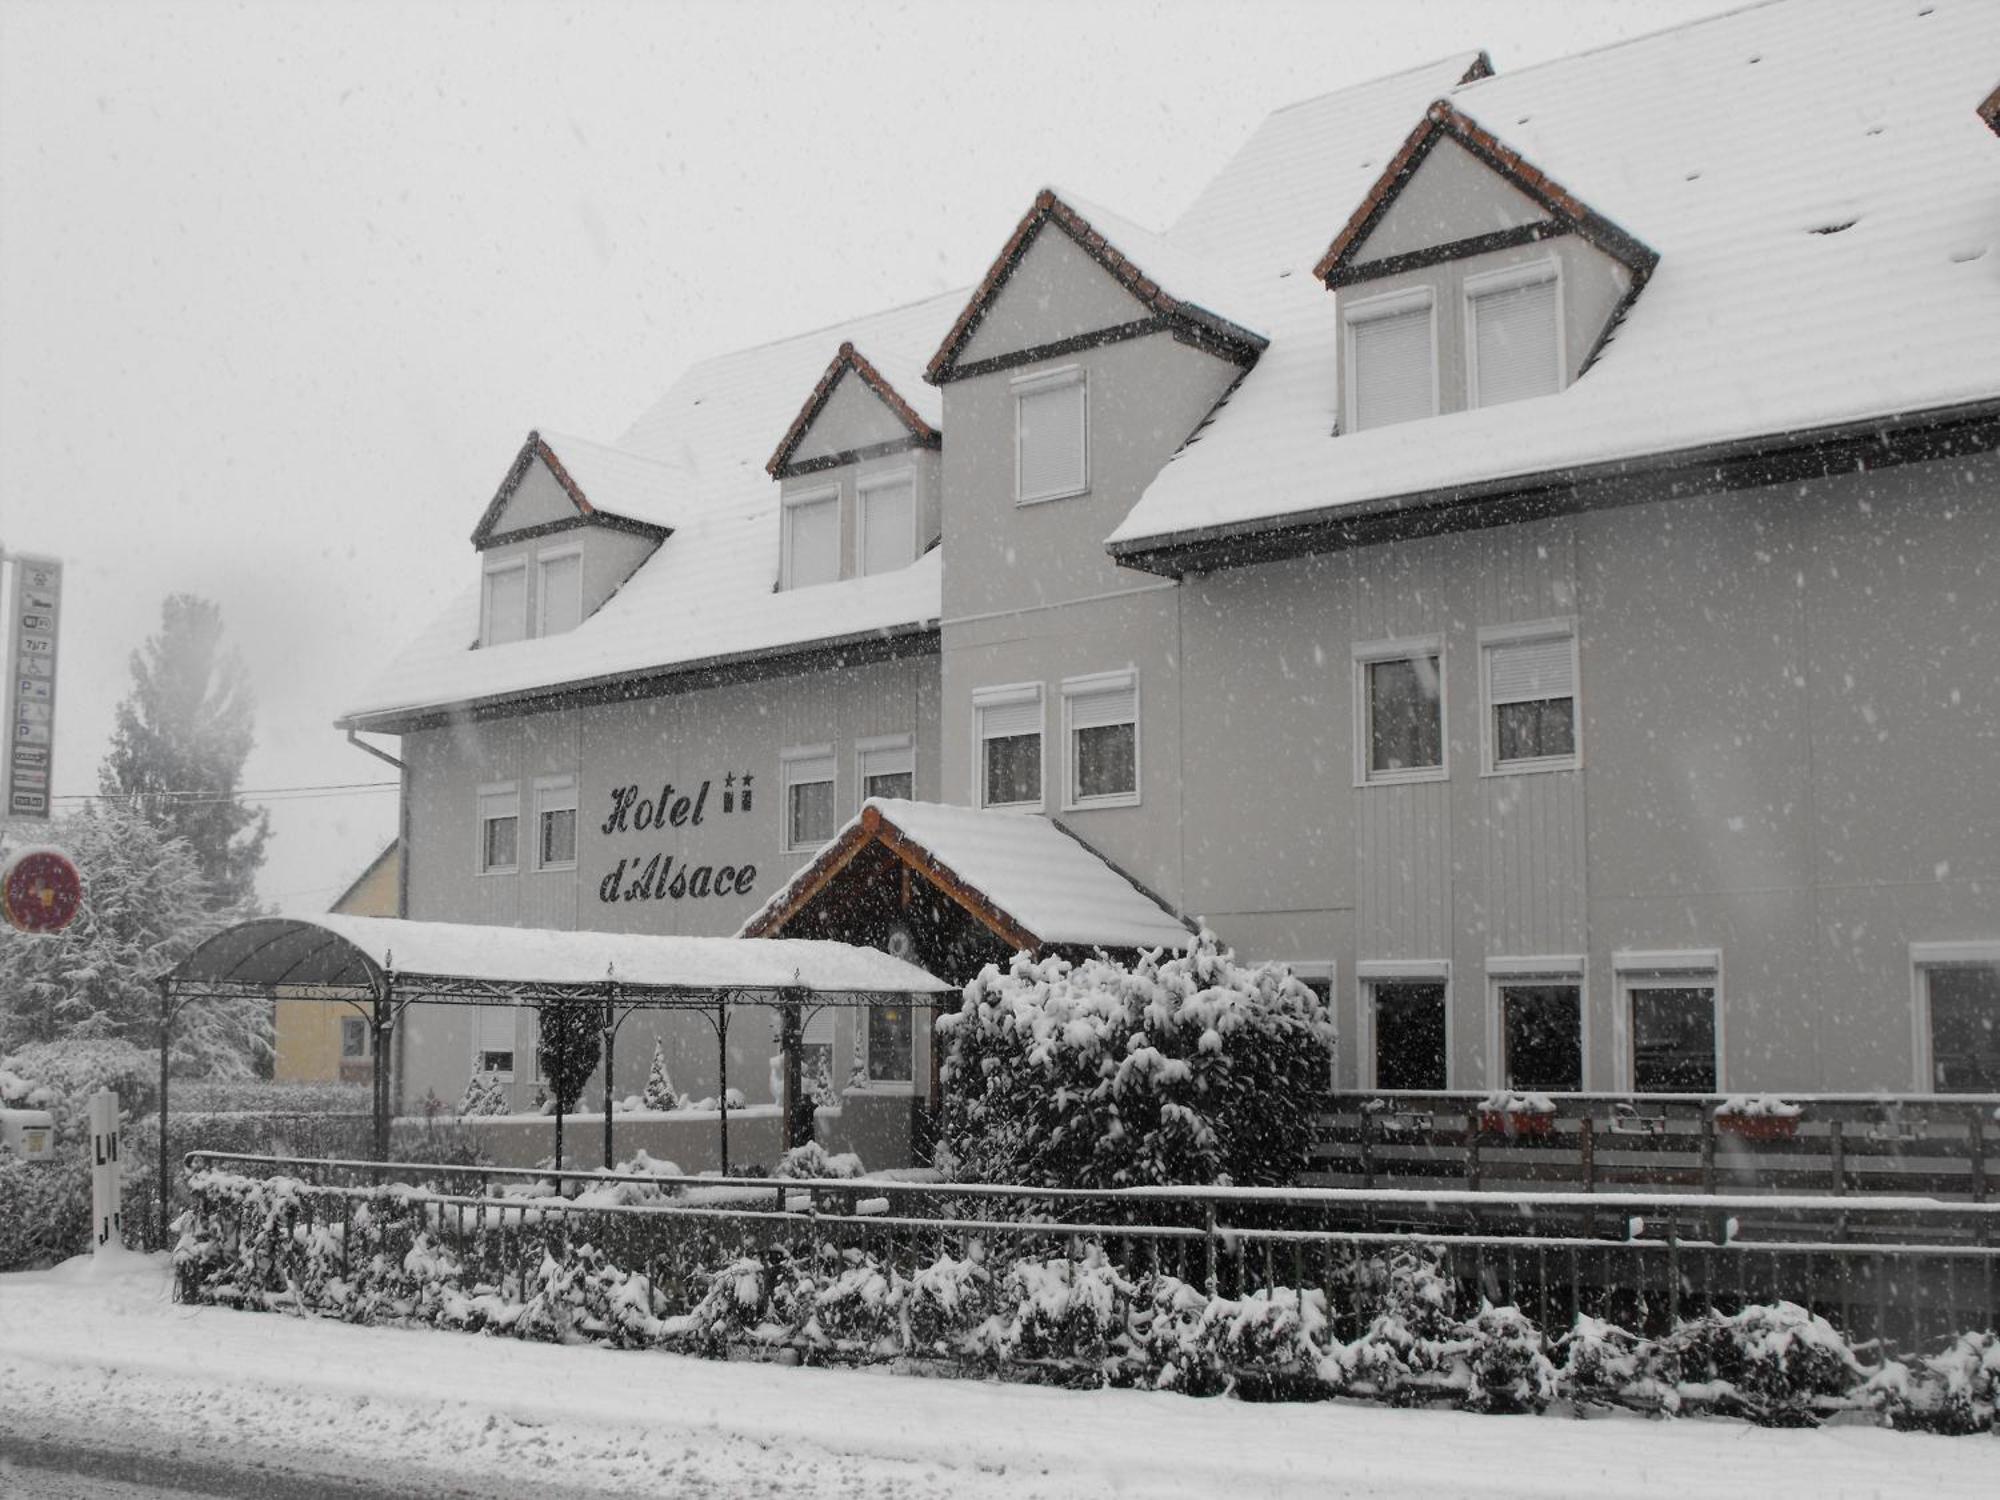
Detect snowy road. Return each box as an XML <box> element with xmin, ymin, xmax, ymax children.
<box><xmin>1</xmin><ymin>1253</ymin><xmax>1991</xmax><ymax>1499</ymax></box>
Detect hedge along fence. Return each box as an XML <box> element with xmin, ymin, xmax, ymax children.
<box><xmin>175</xmin><ymin>1155</ymin><xmax>2000</xmax><ymax>1431</ymax></box>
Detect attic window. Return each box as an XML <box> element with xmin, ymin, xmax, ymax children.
<box><xmin>782</xmin><ymin>488</ymin><xmax>840</xmax><ymax>590</ymax></box>
<box><xmin>1467</xmin><ymin>264</ymin><xmax>1563</xmax><ymax>409</ymax></box>
<box><xmin>1344</xmin><ymin>290</ymin><xmax>1436</xmax><ymax>432</ymax></box>
<box><xmin>537</xmin><ymin>550</ymin><xmax>582</xmax><ymax>635</ymax></box>
<box><xmin>481</xmin><ymin>561</ymin><xmax>527</xmax><ymax>647</ymax></box>
<box><xmin>858</xmin><ymin>475</ymin><xmax>916</xmax><ymax>575</ymax></box>
<box><xmin>1014</xmin><ymin>368</ymin><xmax>1088</xmax><ymax>504</ymax></box>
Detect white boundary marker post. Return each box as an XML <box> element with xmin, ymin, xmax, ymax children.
<box><xmin>89</xmin><ymin>1089</ymin><xmax>122</xmax><ymax>1252</ymax></box>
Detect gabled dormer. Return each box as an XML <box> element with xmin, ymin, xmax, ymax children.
<box><xmin>470</xmin><ymin>431</ymin><xmax>674</xmax><ymax>647</ymax></box>
<box><xmin>767</xmin><ymin>344</ymin><xmax>942</xmax><ymax>591</ymax></box>
<box><xmin>1980</xmin><ymin>80</ymin><xmax>2000</xmax><ymax>137</ymax></box>
<box><xmin>1315</xmin><ymin>100</ymin><xmax>1658</xmax><ymax>433</ymax></box>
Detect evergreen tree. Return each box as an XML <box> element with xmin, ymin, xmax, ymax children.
<box><xmin>0</xmin><ymin>803</ymin><xmax>268</xmax><ymax>1075</ymax></box>
<box><xmin>98</xmin><ymin>594</ymin><xmax>270</xmax><ymax>909</ymax></box>
<box><xmin>642</xmin><ymin>1039</ymin><xmax>684</xmax><ymax>1111</ymax></box>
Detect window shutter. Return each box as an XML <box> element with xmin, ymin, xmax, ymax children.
<box><xmin>1471</xmin><ymin>276</ymin><xmax>1560</xmax><ymax>408</ymax></box>
<box><xmin>859</xmin><ymin>738</ymin><xmax>913</xmax><ymax>784</ymax></box>
<box><xmin>478</xmin><ymin>1007</ymin><xmax>514</xmax><ymax>1054</ymax></box>
<box><xmin>1017</xmin><ymin>378</ymin><xmax>1086</xmax><ymax>501</ymax></box>
<box><xmin>1350</xmin><ymin>305</ymin><xmax>1434</xmax><ymax>430</ymax></box>
<box><xmin>787</xmin><ymin>751</ymin><xmax>835</xmax><ymax>787</ymax></box>
<box><xmin>860</xmin><ymin>482</ymin><xmax>915</xmax><ymax>575</ymax></box>
<box><xmin>1488</xmin><ymin>635</ymin><xmax>1574</xmax><ymax>703</ymax></box>
<box><xmin>978</xmin><ymin>694</ymin><xmax>1042</xmax><ymax>740</ymax></box>
<box><xmin>538</xmin><ymin>554</ymin><xmax>581</xmax><ymax>634</ymax></box>
<box><xmin>785</xmin><ymin>497</ymin><xmax>840</xmax><ymax>588</ymax></box>
<box><xmin>483</xmin><ymin>566</ymin><xmax>527</xmax><ymax>645</ymax></box>
<box><xmin>1067</xmin><ymin>675</ymin><xmax>1135</xmax><ymax>729</ymax></box>
<box><xmin>803</xmin><ymin>1006</ymin><xmax>835</xmax><ymax>1047</ymax></box>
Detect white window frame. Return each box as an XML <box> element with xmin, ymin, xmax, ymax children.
<box><xmin>480</xmin><ymin>559</ymin><xmax>528</xmax><ymax>647</ymax></box>
<box><xmin>1910</xmin><ymin>941</ymin><xmax>2000</xmax><ymax>1093</ymax></box>
<box><xmin>856</xmin><ymin>732</ymin><xmax>916</xmax><ymax>806</ymax></box>
<box><xmin>780</xmin><ymin>744</ymin><xmax>837</xmax><ymax>853</ymax></box>
<box><xmin>1353</xmin><ymin>636</ymin><xmax>1448</xmax><ymax>787</ymax></box>
<box><xmin>1356</xmin><ymin>959</ymin><xmax>1452</xmax><ymax>1092</ymax></box>
<box><xmin>1479</xmin><ymin>618</ymin><xmax>1581</xmax><ymax>776</ymax></box>
<box><xmin>534</xmin><ymin>546</ymin><xmax>584</xmax><ymax>637</ymax></box>
<box><xmin>780</xmin><ymin>484</ymin><xmax>841</xmax><ymax>591</ymax></box>
<box><xmin>851</xmin><ymin>998</ymin><xmax>919</xmax><ymax>1096</ymax></box>
<box><xmin>474</xmin><ymin>1006</ymin><xmax>517</xmax><ymax>1084</ymax></box>
<box><xmin>1013</xmin><ymin>366</ymin><xmax>1089</xmax><ymax>505</ymax></box>
<box><xmin>973</xmin><ymin>682</ymin><xmax>1045</xmax><ymax>811</ymax></box>
<box><xmin>533</xmin><ymin>773</ymin><xmax>579</xmax><ymax>873</ymax></box>
<box><xmin>1485</xmin><ymin>955</ymin><xmax>1588</xmax><ymax>1093</ymax></box>
<box><xmin>1342</xmin><ymin>286</ymin><xmax>1438</xmax><ymax>434</ymax></box>
<box><xmin>475</xmin><ymin>781</ymin><xmax>520</xmax><ymax>876</ymax></box>
<box><xmin>339</xmin><ymin>1016</ymin><xmax>369</xmax><ymax>1060</ymax></box>
<box><xmin>1612</xmin><ymin>949</ymin><xmax>1723</xmax><ymax>1094</ymax></box>
<box><xmin>1463</xmin><ymin>257</ymin><xmax>1566</xmax><ymax>410</ymax></box>
<box><xmin>1061</xmin><ymin>669</ymin><xmax>1140</xmax><ymax>811</ymax></box>
<box><xmin>855</xmin><ymin>470</ymin><xmax>918</xmax><ymax>577</ymax></box>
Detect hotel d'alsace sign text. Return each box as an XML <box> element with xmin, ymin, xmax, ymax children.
<box><xmin>594</xmin><ymin>771</ymin><xmax>759</xmax><ymax>905</ymax></box>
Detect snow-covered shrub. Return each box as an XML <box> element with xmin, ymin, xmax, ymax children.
<box><xmin>642</xmin><ymin>1041</ymin><xmax>687</xmax><ymax>1112</ymax></box>
<box><xmin>775</xmin><ymin>1141</ymin><xmax>865</xmax><ymax>1180</ymax></box>
<box><xmin>682</xmin><ymin>1254</ymin><xmax>774</xmax><ymax>1352</ymax></box>
<box><xmin>998</xmin><ymin>1250</ymin><xmax>1136</xmax><ymax>1373</ymax></box>
<box><xmin>1866</xmin><ymin>1331</ymin><xmax>2000</xmax><ymax>1434</ymax></box>
<box><xmin>457</xmin><ymin>1072</ymin><xmax>509</xmax><ymax>1117</ymax></box>
<box><xmin>1557</xmin><ymin>1315</ymin><xmax>1679</xmax><ymax>1414</ymax></box>
<box><xmin>1667</xmin><ymin>1302</ymin><xmax>1863</xmax><ymax>1425</ymax></box>
<box><xmin>807</xmin><ymin>1248</ymin><xmax>906</xmax><ymax>1354</ymax></box>
<box><xmin>1325</xmin><ymin>1248</ymin><xmax>1467</xmax><ymax>1404</ymax></box>
<box><xmin>1139</xmin><ymin>1275</ymin><xmax>1222</xmax><ymax>1392</ymax></box>
<box><xmin>1460</xmin><ymin>1302</ymin><xmax>1557</xmax><ymax>1413</ymax></box>
<box><xmin>1143</xmin><ymin>1279</ymin><xmax>1335</xmax><ymax>1396</ymax></box>
<box><xmin>905</xmin><ymin>1248</ymin><xmax>994</xmax><ymax>1356</ymax></box>
<box><xmin>938</xmin><ymin>936</ymin><xmax>1335</xmax><ymax>1188</ymax></box>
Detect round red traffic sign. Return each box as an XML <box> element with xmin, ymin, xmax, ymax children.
<box><xmin>2</xmin><ymin>848</ymin><xmax>83</xmax><ymax>934</ymax></box>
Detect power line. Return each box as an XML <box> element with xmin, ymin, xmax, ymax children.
<box><xmin>52</xmin><ymin>779</ymin><xmax>399</xmax><ymax>807</ymax></box>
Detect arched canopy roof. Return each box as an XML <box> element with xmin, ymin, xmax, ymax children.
<box><xmin>165</xmin><ymin>914</ymin><xmax>952</xmax><ymax>1005</ymax></box>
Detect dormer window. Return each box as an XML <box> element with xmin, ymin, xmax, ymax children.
<box><xmin>858</xmin><ymin>474</ymin><xmax>916</xmax><ymax>575</ymax></box>
<box><xmin>782</xmin><ymin>487</ymin><xmax>840</xmax><ymax>589</ymax></box>
<box><xmin>481</xmin><ymin>562</ymin><xmax>527</xmax><ymax>646</ymax></box>
<box><xmin>536</xmin><ymin>550</ymin><xmax>582</xmax><ymax>636</ymax></box>
<box><xmin>1344</xmin><ymin>290</ymin><xmax>1437</xmax><ymax>432</ymax></box>
<box><xmin>1467</xmin><ymin>263</ymin><xmax>1562</xmax><ymax>409</ymax></box>
<box><xmin>1014</xmin><ymin>367</ymin><xmax>1088</xmax><ymax>504</ymax></box>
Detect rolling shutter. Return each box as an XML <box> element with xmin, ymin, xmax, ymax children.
<box><xmin>1016</xmin><ymin>376</ymin><xmax>1087</xmax><ymax>501</ymax></box>
<box><xmin>1350</xmin><ymin>304</ymin><xmax>1435</xmax><ymax>430</ymax></box>
<box><xmin>977</xmin><ymin>693</ymin><xmax>1042</xmax><ymax>741</ymax></box>
<box><xmin>1471</xmin><ymin>275</ymin><xmax>1560</xmax><ymax>408</ymax></box>
<box><xmin>1488</xmin><ymin>634</ymin><xmax>1574</xmax><ymax>704</ymax></box>
<box><xmin>1067</xmin><ymin>673</ymin><xmax>1136</xmax><ymax>729</ymax></box>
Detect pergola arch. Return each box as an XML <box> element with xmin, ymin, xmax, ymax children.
<box><xmin>156</xmin><ymin>914</ymin><xmax>952</xmax><ymax>1237</ymax></box>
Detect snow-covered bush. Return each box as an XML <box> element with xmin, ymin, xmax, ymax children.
<box><xmin>806</xmin><ymin>1247</ymin><xmax>906</xmax><ymax>1354</ymax></box>
<box><xmin>905</xmin><ymin>1248</ymin><xmax>995</xmax><ymax>1356</ymax></box>
<box><xmin>1325</xmin><ymin>1247</ymin><xmax>1466</xmax><ymax>1403</ymax></box>
<box><xmin>1460</xmin><ymin>1302</ymin><xmax>1557</xmax><ymax>1413</ymax></box>
<box><xmin>682</xmin><ymin>1254</ymin><xmax>774</xmax><ymax>1353</ymax></box>
<box><xmin>938</xmin><ymin>936</ymin><xmax>1335</xmax><ymax>1188</ymax></box>
<box><xmin>775</xmin><ymin>1141</ymin><xmax>865</xmax><ymax>1180</ymax></box>
<box><xmin>1144</xmin><ymin>1278</ymin><xmax>1334</xmax><ymax>1396</ymax></box>
<box><xmin>570</xmin><ymin>1150</ymin><xmax>685</xmax><ymax>1207</ymax></box>
<box><xmin>642</xmin><ymin>1041</ymin><xmax>687</xmax><ymax>1112</ymax></box>
<box><xmin>457</xmin><ymin>1072</ymin><xmax>509</xmax><ymax>1117</ymax></box>
<box><xmin>1556</xmin><ymin>1315</ymin><xmax>1679</xmax><ymax>1414</ymax></box>
<box><xmin>1667</xmin><ymin>1302</ymin><xmax>1864</xmax><ymax>1425</ymax></box>
<box><xmin>1866</xmin><ymin>1331</ymin><xmax>2000</xmax><ymax>1434</ymax></box>
<box><xmin>996</xmin><ymin>1250</ymin><xmax>1136</xmax><ymax>1373</ymax></box>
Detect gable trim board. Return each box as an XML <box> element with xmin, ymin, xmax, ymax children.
<box><xmin>767</xmin><ymin>342</ymin><xmax>942</xmax><ymax>480</ymax></box>
<box><xmin>1981</xmin><ymin>79</ymin><xmax>2000</xmax><ymax>135</ymax></box>
<box><xmin>926</xmin><ymin>189</ymin><xmax>1268</xmax><ymax>385</ymax></box>
<box><xmin>1107</xmin><ymin>397</ymin><xmax>2000</xmax><ymax>578</ymax></box>
<box><xmin>471</xmin><ymin>431</ymin><xmax>675</xmax><ymax>550</ymax></box>
<box><xmin>1315</xmin><ymin>101</ymin><xmax>1661</xmax><ymax>293</ymax></box>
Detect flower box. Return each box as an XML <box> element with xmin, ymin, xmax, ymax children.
<box><xmin>1478</xmin><ymin>1110</ymin><xmax>1556</xmax><ymax>1138</ymax></box>
<box><xmin>1715</xmin><ymin>1112</ymin><xmax>1798</xmax><ymax>1142</ymax></box>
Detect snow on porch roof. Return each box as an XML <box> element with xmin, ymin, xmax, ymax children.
<box><xmin>742</xmin><ymin>798</ymin><xmax>1196</xmax><ymax>954</ymax></box>
<box><xmin>166</xmin><ymin>914</ymin><xmax>954</xmax><ymax>998</ymax></box>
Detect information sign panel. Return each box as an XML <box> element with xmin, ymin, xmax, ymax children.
<box><xmin>5</xmin><ymin>557</ymin><xmax>61</xmax><ymax>819</ymax></box>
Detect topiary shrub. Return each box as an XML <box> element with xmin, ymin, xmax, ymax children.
<box><xmin>1325</xmin><ymin>1247</ymin><xmax>1467</xmax><ymax>1404</ymax></box>
<box><xmin>938</xmin><ymin>936</ymin><xmax>1334</xmax><ymax>1188</ymax></box>
<box><xmin>1460</xmin><ymin>1302</ymin><xmax>1558</xmax><ymax>1413</ymax></box>
<box><xmin>1557</xmin><ymin>1314</ymin><xmax>1680</xmax><ymax>1415</ymax></box>
<box><xmin>1667</xmin><ymin>1301</ymin><xmax>1864</xmax><ymax>1426</ymax></box>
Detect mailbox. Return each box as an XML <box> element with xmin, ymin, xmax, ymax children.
<box><xmin>0</xmin><ymin>1107</ymin><xmax>56</xmax><ymax>1161</ymax></box>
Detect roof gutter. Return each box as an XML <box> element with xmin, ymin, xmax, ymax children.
<box><xmin>337</xmin><ymin>619</ymin><xmax>942</xmax><ymax>737</ymax></box>
<box><xmin>1107</xmin><ymin>398</ymin><xmax>2000</xmax><ymax>578</ymax></box>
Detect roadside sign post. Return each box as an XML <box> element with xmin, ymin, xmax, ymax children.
<box><xmin>4</xmin><ymin>554</ymin><xmax>62</xmax><ymax>822</ymax></box>
<box><xmin>89</xmin><ymin>1090</ymin><xmax>123</xmax><ymax>1252</ymax></box>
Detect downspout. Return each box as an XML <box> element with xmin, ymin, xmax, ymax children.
<box><xmin>347</xmin><ymin>728</ymin><xmax>410</xmax><ymax>1117</ymax></box>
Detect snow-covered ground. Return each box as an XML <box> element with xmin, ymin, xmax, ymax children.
<box><xmin>1</xmin><ymin>1253</ymin><xmax>1991</xmax><ymax>1499</ymax></box>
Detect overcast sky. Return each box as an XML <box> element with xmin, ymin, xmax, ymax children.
<box><xmin>0</xmin><ymin>0</ymin><xmax>1742</xmax><ymax>913</ymax></box>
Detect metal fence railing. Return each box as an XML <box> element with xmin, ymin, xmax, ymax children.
<box><xmin>181</xmin><ymin>1150</ymin><xmax>2000</xmax><ymax>1348</ymax></box>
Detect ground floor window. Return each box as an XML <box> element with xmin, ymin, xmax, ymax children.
<box><xmin>1370</xmin><ymin>980</ymin><xmax>1447</xmax><ymax>1090</ymax></box>
<box><xmin>1926</xmin><ymin>961</ymin><xmax>2000</xmax><ymax>1093</ymax></box>
<box><xmin>1629</xmin><ymin>984</ymin><xmax>1718</xmax><ymax>1092</ymax></box>
<box><xmin>858</xmin><ymin>735</ymin><xmax>915</xmax><ymax>803</ymax></box>
<box><xmin>862</xmin><ymin>1001</ymin><xmax>915</xmax><ymax>1086</ymax></box>
<box><xmin>340</xmin><ymin>1016</ymin><xmax>369</xmax><ymax>1060</ymax></box>
<box><xmin>1500</xmin><ymin>983</ymin><xmax>1582</xmax><ymax>1092</ymax></box>
<box><xmin>476</xmin><ymin>1006</ymin><xmax>516</xmax><ymax>1081</ymax></box>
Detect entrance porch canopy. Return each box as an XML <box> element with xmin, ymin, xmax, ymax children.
<box><xmin>156</xmin><ymin>915</ymin><xmax>953</xmax><ymax>1233</ymax></box>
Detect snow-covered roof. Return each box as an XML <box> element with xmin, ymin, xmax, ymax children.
<box><xmin>1109</xmin><ymin>0</ymin><xmax>2000</xmax><ymax>556</ymax></box>
<box><xmin>766</xmin><ymin>340</ymin><xmax>941</xmax><ymax>478</ymax></box>
<box><xmin>743</xmin><ymin>798</ymin><xmax>1196</xmax><ymax>953</ymax></box>
<box><xmin>342</xmin><ymin>291</ymin><xmax>963</xmax><ymax>729</ymax></box>
<box><xmin>536</xmin><ymin>430</ymin><xmax>685</xmax><ymax>532</ymax></box>
<box><xmin>169</xmin><ymin>914</ymin><xmax>954</xmax><ymax>996</ymax></box>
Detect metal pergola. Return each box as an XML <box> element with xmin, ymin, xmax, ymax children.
<box><xmin>156</xmin><ymin>915</ymin><xmax>953</xmax><ymax>1238</ymax></box>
